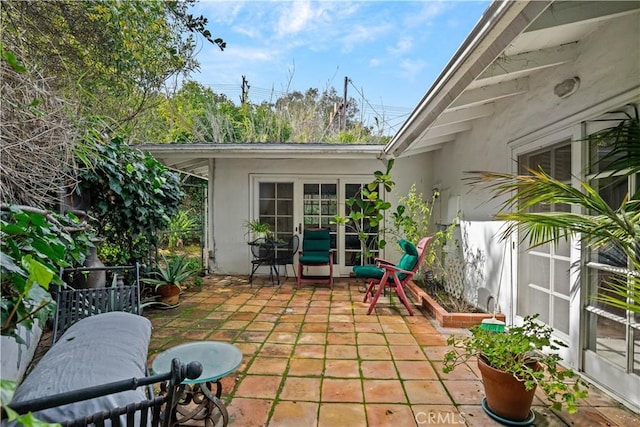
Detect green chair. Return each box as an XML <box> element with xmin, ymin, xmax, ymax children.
<box><xmin>297</xmin><ymin>228</ymin><xmax>334</xmax><ymax>289</ymax></box>
<box><xmin>353</xmin><ymin>237</ymin><xmax>431</xmax><ymax>315</ymax></box>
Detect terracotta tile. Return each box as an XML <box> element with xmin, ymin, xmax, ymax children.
<box><xmin>325</xmin><ymin>344</ymin><xmax>358</xmax><ymax>359</ymax></box>
<box><xmin>305</xmin><ymin>314</ymin><xmax>329</xmax><ymax>322</ymax></box>
<box><xmin>219</xmin><ymin>320</ymin><xmax>250</xmax><ymax>330</ymax></box>
<box><xmin>442</xmin><ymin>379</ymin><xmax>484</xmax><ymax>405</ymax></box>
<box><xmin>329</xmin><ymin>314</ymin><xmax>354</xmax><ymax>323</ymax></box>
<box><xmin>322</xmin><ymin>378</ymin><xmax>363</xmax><ymax>402</ymax></box>
<box><xmin>298</xmin><ymin>333</ymin><xmax>327</xmax><ymax>344</ymax></box>
<box><xmin>229</xmin><ymin>312</ymin><xmax>257</xmax><ymax>321</ymax></box>
<box><xmin>412</xmin><ymin>405</ymin><xmax>469</xmax><ymax>427</ymax></box>
<box><xmin>456</xmin><ymin>404</ymin><xmax>505</xmax><ymax>426</ymax></box>
<box><xmin>233</xmin><ymin>342</ymin><xmax>261</xmax><ymax>356</ymax></box>
<box><xmin>413</xmin><ymin>333</ymin><xmax>447</xmax><ymax>346</ymax></box>
<box><xmin>381</xmin><ymin>322</ymin><xmax>411</xmax><ymax>334</ymax></box>
<box><xmin>294</xmin><ymin>344</ymin><xmax>325</xmax><ymax>358</ymax></box>
<box><xmin>247</xmin><ymin>357</ymin><xmax>289</xmax><ymax>375</ymax></box>
<box><xmin>363</xmin><ymin>379</ymin><xmax>407</xmax><ymax>403</ymax></box>
<box><xmin>327</xmin><ymin>332</ymin><xmax>356</xmax><ymax>345</ymax></box>
<box><xmin>279</xmin><ymin>377</ymin><xmax>322</xmax><ymax>401</ymax></box>
<box><xmin>357</xmin><ymin>333</ymin><xmax>387</xmax><ymax>345</ymax></box>
<box><xmin>359</xmin><ymin>345</ymin><xmax>392</xmax><ymax>360</ymax></box>
<box><xmin>234</xmin><ymin>375</ymin><xmax>282</xmax><ymax>399</ymax></box>
<box><xmin>266</xmin><ymin>332</ymin><xmax>298</xmax><ymax>344</ymax></box>
<box><xmin>404</xmin><ymin>380</ymin><xmax>453</xmax><ymax>405</ymax></box>
<box><xmin>354</xmin><ymin>323</ymin><xmax>383</xmax><ymax>334</ymax></box>
<box><xmin>324</xmin><ymin>359</ymin><xmax>361</xmax><ymax>378</ymax></box>
<box><xmin>259</xmin><ymin>343</ymin><xmax>294</xmax><ymax>358</ymax></box>
<box><xmin>236</xmin><ymin>331</ymin><xmax>270</xmax><ymax>342</ymax></box>
<box><xmin>288</xmin><ymin>358</ymin><xmax>325</xmax><ymax>376</ymax></box>
<box><xmin>328</xmin><ymin>322</ymin><xmax>355</xmax><ymax>333</ymax></box>
<box><xmin>302</xmin><ymin>323</ymin><xmax>329</xmax><ymax>333</ymax></box>
<box><xmin>307</xmin><ymin>307</ymin><xmax>330</xmax><ymax>315</ymax></box>
<box><xmin>226</xmin><ymin>397</ymin><xmax>272</xmax><ymax>427</ymax></box>
<box><xmin>365</xmin><ymin>403</ymin><xmax>416</xmax><ymax>427</ymax></box>
<box><xmin>385</xmin><ymin>333</ymin><xmax>418</xmax><ymax>345</ymax></box>
<box><xmin>270</xmin><ymin>401</ymin><xmax>319</xmax><ymax>427</ymax></box>
<box><xmin>255</xmin><ymin>313</ymin><xmax>280</xmax><ymax>322</ymax></box>
<box><xmin>390</xmin><ymin>344</ymin><xmax>427</xmax><ymax>361</ymax></box>
<box><xmin>318</xmin><ymin>403</ymin><xmax>367</xmax><ymax>427</ymax></box>
<box><xmin>361</xmin><ymin>361</ymin><xmax>398</xmax><ymax>379</ymax></box>
<box><xmin>208</xmin><ymin>330</ymin><xmax>240</xmax><ymax>341</ymax></box>
<box><xmin>273</xmin><ymin>323</ymin><xmax>301</xmax><ymax>333</ymax></box>
<box><xmin>395</xmin><ymin>360</ymin><xmax>438</xmax><ymax>380</ymax></box>
<box><xmin>431</xmin><ymin>361</ymin><xmax>479</xmax><ymax>380</ymax></box>
<box><xmin>421</xmin><ymin>346</ymin><xmax>454</xmax><ymax>361</ymax></box>
<box><xmin>180</xmin><ymin>329</ymin><xmax>211</xmax><ymax>340</ymax></box>
<box><xmin>245</xmin><ymin>321</ymin><xmax>275</xmax><ymax>331</ymax></box>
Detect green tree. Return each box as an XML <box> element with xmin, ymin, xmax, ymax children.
<box><xmin>77</xmin><ymin>137</ymin><xmax>184</xmax><ymax>265</ymax></box>
<box><xmin>1</xmin><ymin>0</ymin><xmax>224</xmax><ymax>127</ymax></box>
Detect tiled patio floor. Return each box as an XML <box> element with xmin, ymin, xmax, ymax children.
<box><xmin>145</xmin><ymin>275</ymin><xmax>639</xmax><ymax>427</ymax></box>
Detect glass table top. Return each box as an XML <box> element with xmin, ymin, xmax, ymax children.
<box><xmin>151</xmin><ymin>341</ymin><xmax>243</xmax><ymax>384</ymax></box>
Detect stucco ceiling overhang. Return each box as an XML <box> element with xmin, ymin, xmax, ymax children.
<box><xmin>384</xmin><ymin>0</ymin><xmax>640</xmax><ymax>159</ymax></box>
<box><xmin>138</xmin><ymin>143</ymin><xmax>384</xmax><ymax>179</ymax></box>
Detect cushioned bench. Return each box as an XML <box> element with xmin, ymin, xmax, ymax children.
<box><xmin>2</xmin><ymin>270</ymin><xmax>197</xmax><ymax>426</ymax></box>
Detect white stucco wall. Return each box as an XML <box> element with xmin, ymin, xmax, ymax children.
<box><xmin>434</xmin><ymin>13</ymin><xmax>640</xmax><ymax>222</ymax></box>
<box><xmin>211</xmin><ymin>157</ymin><xmax>381</xmax><ymax>274</ymax></box>
<box><xmin>425</xmin><ymin>13</ymin><xmax>639</xmax><ymax>313</ymax></box>
<box><xmin>209</xmin><ymin>152</ymin><xmax>433</xmax><ymax>274</ymax></box>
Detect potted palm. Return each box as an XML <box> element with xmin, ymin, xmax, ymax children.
<box><xmin>142</xmin><ymin>255</ymin><xmax>198</xmax><ymax>306</ymax></box>
<box><xmin>243</xmin><ymin>220</ymin><xmax>272</xmax><ymax>242</ymax></box>
<box><xmin>443</xmin><ymin>314</ymin><xmax>588</xmax><ymax>422</ymax></box>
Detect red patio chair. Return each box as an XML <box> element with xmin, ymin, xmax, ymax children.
<box><xmin>359</xmin><ymin>237</ymin><xmax>432</xmax><ymax>316</ymax></box>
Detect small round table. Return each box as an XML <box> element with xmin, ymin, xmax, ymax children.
<box><xmin>152</xmin><ymin>341</ymin><xmax>243</xmax><ymax>427</ymax></box>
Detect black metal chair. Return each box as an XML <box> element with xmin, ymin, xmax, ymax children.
<box><xmin>248</xmin><ymin>238</ymin><xmax>278</xmax><ymax>286</ymax></box>
<box><xmin>274</xmin><ymin>234</ymin><xmax>300</xmax><ymax>279</ymax></box>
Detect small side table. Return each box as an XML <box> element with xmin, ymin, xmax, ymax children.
<box><xmin>152</xmin><ymin>341</ymin><xmax>243</xmax><ymax>427</ymax></box>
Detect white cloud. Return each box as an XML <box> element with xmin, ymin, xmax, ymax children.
<box><xmin>399</xmin><ymin>58</ymin><xmax>427</xmax><ymax>82</ymax></box>
<box><xmin>277</xmin><ymin>1</ymin><xmax>314</xmax><ymax>36</ymax></box>
<box><xmin>388</xmin><ymin>36</ymin><xmax>413</xmax><ymax>56</ymax></box>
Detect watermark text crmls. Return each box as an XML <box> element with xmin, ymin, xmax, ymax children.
<box><xmin>415</xmin><ymin>411</ymin><xmax>466</xmax><ymax>425</ymax></box>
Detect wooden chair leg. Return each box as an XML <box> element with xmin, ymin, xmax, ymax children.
<box><xmin>367</xmin><ymin>271</ymin><xmax>390</xmax><ymax>315</ymax></box>
<box><xmin>363</xmin><ymin>280</ymin><xmax>377</xmax><ymax>302</ymax></box>
<box><xmin>394</xmin><ymin>278</ymin><xmax>414</xmax><ymax>316</ymax></box>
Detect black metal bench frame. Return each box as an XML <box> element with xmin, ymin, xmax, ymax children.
<box><xmin>4</xmin><ymin>359</ymin><xmax>203</xmax><ymax>427</ymax></box>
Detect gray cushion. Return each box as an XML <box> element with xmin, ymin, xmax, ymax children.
<box><xmin>11</xmin><ymin>311</ymin><xmax>151</xmax><ymax>424</ymax></box>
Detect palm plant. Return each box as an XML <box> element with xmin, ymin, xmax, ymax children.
<box><xmin>142</xmin><ymin>255</ymin><xmax>198</xmax><ymax>291</ymax></box>
<box><xmin>467</xmin><ymin>108</ymin><xmax>639</xmax><ymax>313</ymax></box>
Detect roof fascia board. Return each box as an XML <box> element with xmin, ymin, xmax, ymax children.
<box><xmin>384</xmin><ymin>0</ymin><xmax>551</xmax><ymax>158</ymax></box>
<box><xmin>139</xmin><ymin>143</ymin><xmax>384</xmax><ymax>160</ymax></box>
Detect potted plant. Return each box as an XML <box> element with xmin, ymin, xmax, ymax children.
<box><xmin>243</xmin><ymin>220</ymin><xmax>272</xmax><ymax>241</ymax></box>
<box><xmin>142</xmin><ymin>255</ymin><xmax>198</xmax><ymax>306</ymax></box>
<box><xmin>443</xmin><ymin>314</ymin><xmax>588</xmax><ymax>423</ymax></box>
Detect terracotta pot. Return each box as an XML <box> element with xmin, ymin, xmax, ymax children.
<box><xmin>157</xmin><ymin>284</ymin><xmax>180</xmax><ymax>305</ymax></box>
<box><xmin>477</xmin><ymin>355</ymin><xmax>537</xmax><ymax>422</ymax></box>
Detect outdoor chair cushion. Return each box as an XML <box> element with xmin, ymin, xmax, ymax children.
<box><xmin>353</xmin><ymin>240</ymin><xmax>418</xmax><ymax>282</ymax></box>
<box><xmin>11</xmin><ymin>311</ymin><xmax>151</xmax><ymax>424</ymax></box>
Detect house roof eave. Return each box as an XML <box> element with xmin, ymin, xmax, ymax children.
<box><xmin>384</xmin><ymin>0</ymin><xmax>551</xmax><ymax>158</ymax></box>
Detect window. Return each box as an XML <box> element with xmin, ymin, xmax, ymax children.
<box><xmin>516</xmin><ymin>141</ymin><xmax>572</xmax><ymax>334</ymax></box>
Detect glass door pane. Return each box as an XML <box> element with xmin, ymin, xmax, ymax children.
<box><xmin>259</xmin><ymin>181</ymin><xmax>294</xmax><ymax>241</ymax></box>
<box><xmin>303</xmin><ymin>183</ymin><xmax>337</xmax><ymax>262</ymax></box>
<box><xmin>516</xmin><ymin>141</ymin><xmax>572</xmax><ymax>335</ymax></box>
<box><xmin>344</xmin><ymin>183</ymin><xmax>380</xmax><ymax>266</ymax></box>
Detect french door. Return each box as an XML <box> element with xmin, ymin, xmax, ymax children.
<box><xmin>253</xmin><ymin>176</ymin><xmax>383</xmax><ymax>276</ymax></box>
<box><xmin>582</xmin><ymin>118</ymin><xmax>640</xmax><ymax>407</ymax></box>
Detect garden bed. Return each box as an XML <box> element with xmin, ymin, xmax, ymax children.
<box><xmin>406</xmin><ymin>281</ymin><xmax>505</xmax><ymax>328</ymax></box>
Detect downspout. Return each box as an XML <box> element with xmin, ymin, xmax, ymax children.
<box><xmin>383</xmin><ymin>0</ymin><xmax>552</xmax><ymax>158</ymax></box>
<box><xmin>207</xmin><ymin>158</ymin><xmax>216</xmax><ymax>272</ymax></box>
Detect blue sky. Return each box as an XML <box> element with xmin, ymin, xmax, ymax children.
<box><xmin>190</xmin><ymin>1</ymin><xmax>491</xmax><ymax>134</ymax></box>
